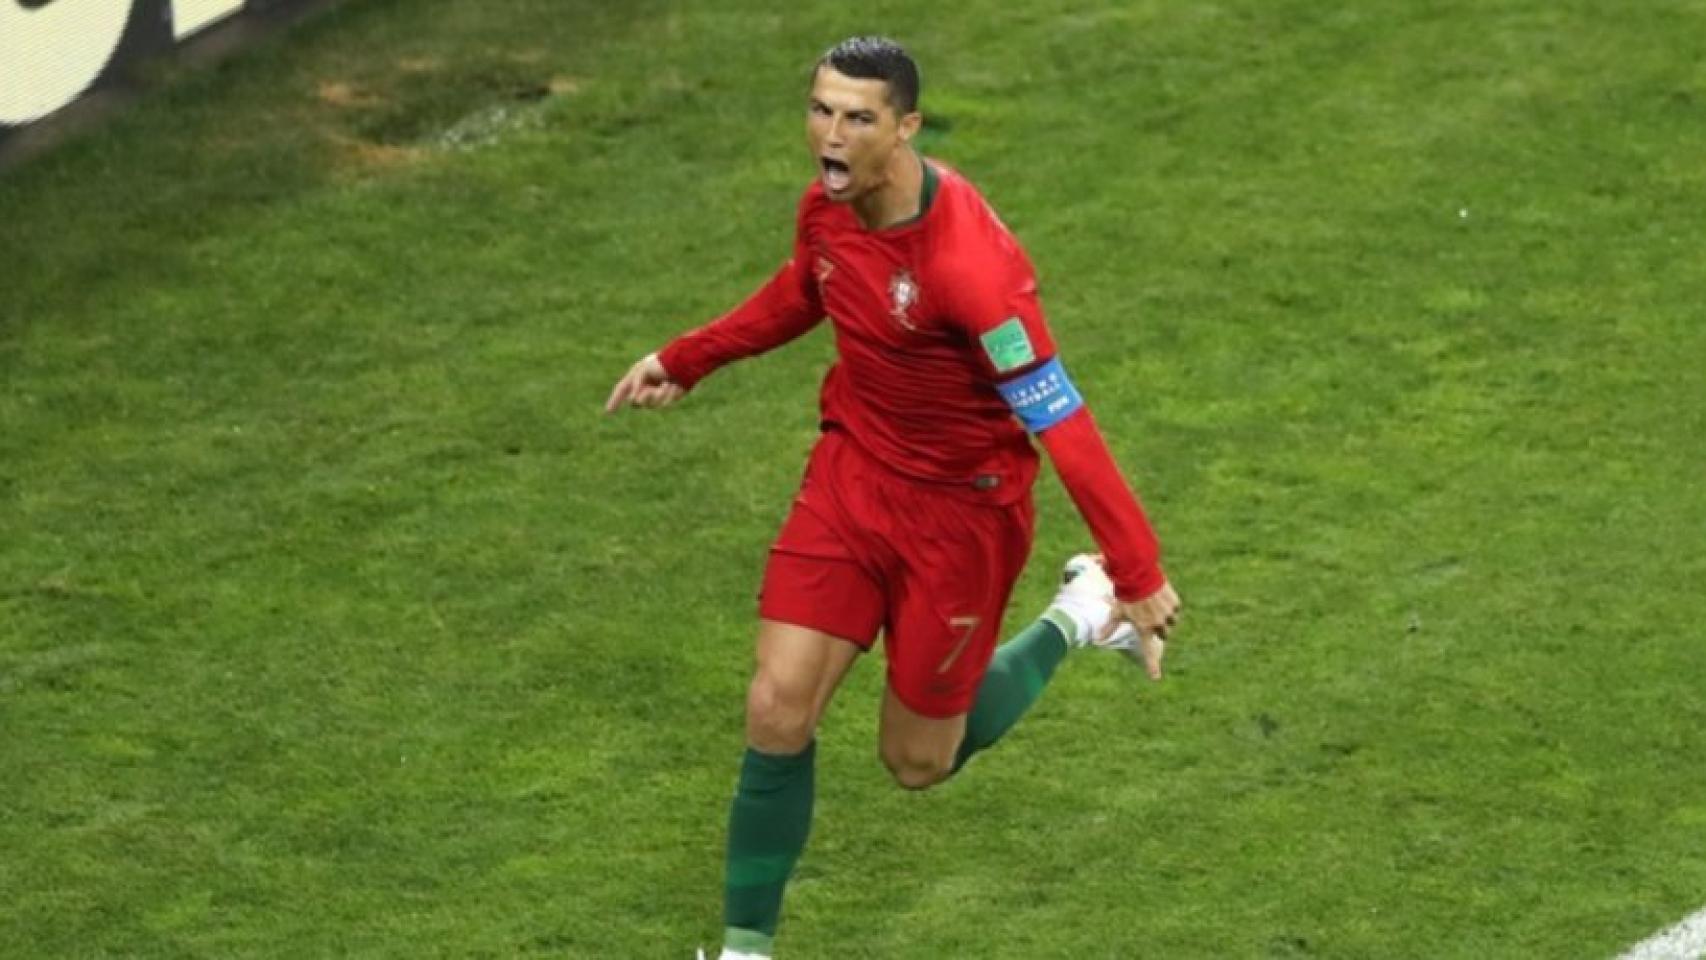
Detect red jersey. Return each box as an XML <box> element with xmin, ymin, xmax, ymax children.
<box><xmin>659</xmin><ymin>160</ymin><xmax>1167</xmax><ymax>598</ymax></box>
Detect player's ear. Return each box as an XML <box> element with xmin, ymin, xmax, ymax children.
<box><xmin>898</xmin><ymin>110</ymin><xmax>923</xmax><ymax>143</ymax></box>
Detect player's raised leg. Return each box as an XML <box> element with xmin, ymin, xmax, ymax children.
<box><xmin>949</xmin><ymin>554</ymin><xmax>1139</xmax><ymax>774</ymax></box>
<box><xmin>874</xmin><ymin>555</ymin><xmax>1134</xmax><ymax>789</ymax></box>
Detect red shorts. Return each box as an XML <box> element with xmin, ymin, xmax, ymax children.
<box><xmin>758</xmin><ymin>430</ymin><xmax>1035</xmax><ymax>718</ymax></box>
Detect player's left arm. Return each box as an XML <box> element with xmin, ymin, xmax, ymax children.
<box><xmin>1030</xmin><ymin>399</ymin><xmax>1181</xmax><ymax>667</ymax></box>
<box><xmin>1007</xmin><ymin>359</ymin><xmax>1182</xmax><ymax>671</ymax></box>
<box><xmin>993</xmin><ymin>350</ymin><xmax>1170</xmax><ymax>597</ymax></box>
<box><xmin>949</xmin><ymin>255</ymin><xmax>1181</xmax><ymax>664</ymax></box>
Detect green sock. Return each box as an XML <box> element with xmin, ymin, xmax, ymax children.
<box><xmin>723</xmin><ymin>741</ymin><xmax>815</xmax><ymax>956</ymax></box>
<box><xmin>953</xmin><ymin>613</ymin><xmax>1073</xmax><ymax>772</ymax></box>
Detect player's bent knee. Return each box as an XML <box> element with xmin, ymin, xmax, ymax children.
<box><xmin>880</xmin><ymin>744</ymin><xmax>953</xmax><ymax>791</ymax></box>
<box><xmin>885</xmin><ymin>756</ymin><xmax>952</xmax><ymax>791</ymax></box>
<box><xmin>745</xmin><ymin>674</ymin><xmax>817</xmax><ymax>753</ymax></box>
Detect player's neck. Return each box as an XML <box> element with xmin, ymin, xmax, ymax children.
<box><xmin>852</xmin><ymin>148</ymin><xmax>925</xmax><ymax>231</ymax></box>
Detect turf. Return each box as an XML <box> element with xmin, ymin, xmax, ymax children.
<box><xmin>3</xmin><ymin>0</ymin><xmax>1705</xmax><ymax>956</ymax></box>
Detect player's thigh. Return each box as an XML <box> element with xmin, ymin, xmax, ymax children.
<box><xmin>746</xmin><ymin>547</ymin><xmax>882</xmax><ymax>751</ymax></box>
<box><xmin>745</xmin><ymin>619</ymin><xmax>862</xmax><ymax>753</ymax></box>
<box><xmin>758</xmin><ymin>444</ymin><xmax>885</xmax><ymax>654</ymax></box>
<box><xmin>751</xmin><ymin>618</ymin><xmax>863</xmax><ymax>725</ymax></box>
<box><xmin>881</xmin><ymin>496</ymin><xmax>1034</xmax><ymax>721</ymax></box>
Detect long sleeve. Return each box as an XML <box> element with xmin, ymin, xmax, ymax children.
<box><xmin>656</xmin><ymin>238</ymin><xmax>823</xmax><ymax>390</ymax></box>
<box><xmin>928</xmin><ymin>216</ymin><xmax>1166</xmax><ymax>599</ymax></box>
<box><xmin>1036</xmin><ymin>407</ymin><xmax>1166</xmax><ymax>600</ymax></box>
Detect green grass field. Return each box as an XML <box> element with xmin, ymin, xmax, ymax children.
<box><xmin>4</xmin><ymin>0</ymin><xmax>1706</xmax><ymax>956</ymax></box>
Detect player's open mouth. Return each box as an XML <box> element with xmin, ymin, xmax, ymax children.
<box><xmin>820</xmin><ymin>156</ymin><xmax>852</xmax><ymax>193</ymax></box>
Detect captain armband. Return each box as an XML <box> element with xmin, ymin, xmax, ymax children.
<box><xmin>995</xmin><ymin>357</ymin><xmax>1084</xmax><ymax>433</ymax></box>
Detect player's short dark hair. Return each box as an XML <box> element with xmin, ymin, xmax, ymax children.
<box><xmin>817</xmin><ymin>36</ymin><xmax>920</xmax><ymax>115</ymax></box>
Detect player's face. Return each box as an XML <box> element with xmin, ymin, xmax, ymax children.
<box><xmin>807</xmin><ymin>66</ymin><xmax>919</xmax><ymax>202</ymax></box>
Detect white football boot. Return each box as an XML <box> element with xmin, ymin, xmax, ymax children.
<box><xmin>1050</xmin><ymin>554</ymin><xmax>1143</xmax><ymax>660</ymax></box>
<box><xmin>697</xmin><ymin>950</ymin><xmax>769</xmax><ymax>960</ymax></box>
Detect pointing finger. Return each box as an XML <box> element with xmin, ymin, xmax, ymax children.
<box><xmin>604</xmin><ymin>373</ymin><xmax>637</xmax><ymax>414</ymax></box>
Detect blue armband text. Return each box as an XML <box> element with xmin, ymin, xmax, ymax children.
<box><xmin>996</xmin><ymin>356</ymin><xmax>1084</xmax><ymax>433</ymax></box>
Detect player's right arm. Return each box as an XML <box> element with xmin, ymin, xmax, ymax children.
<box><xmin>604</xmin><ymin>201</ymin><xmax>824</xmax><ymax>414</ymax></box>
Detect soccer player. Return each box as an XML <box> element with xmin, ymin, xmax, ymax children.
<box><xmin>605</xmin><ymin>37</ymin><xmax>1182</xmax><ymax>960</ymax></box>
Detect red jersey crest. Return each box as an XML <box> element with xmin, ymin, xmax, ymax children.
<box><xmin>889</xmin><ymin>269</ymin><xmax>920</xmax><ymax>331</ymax></box>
